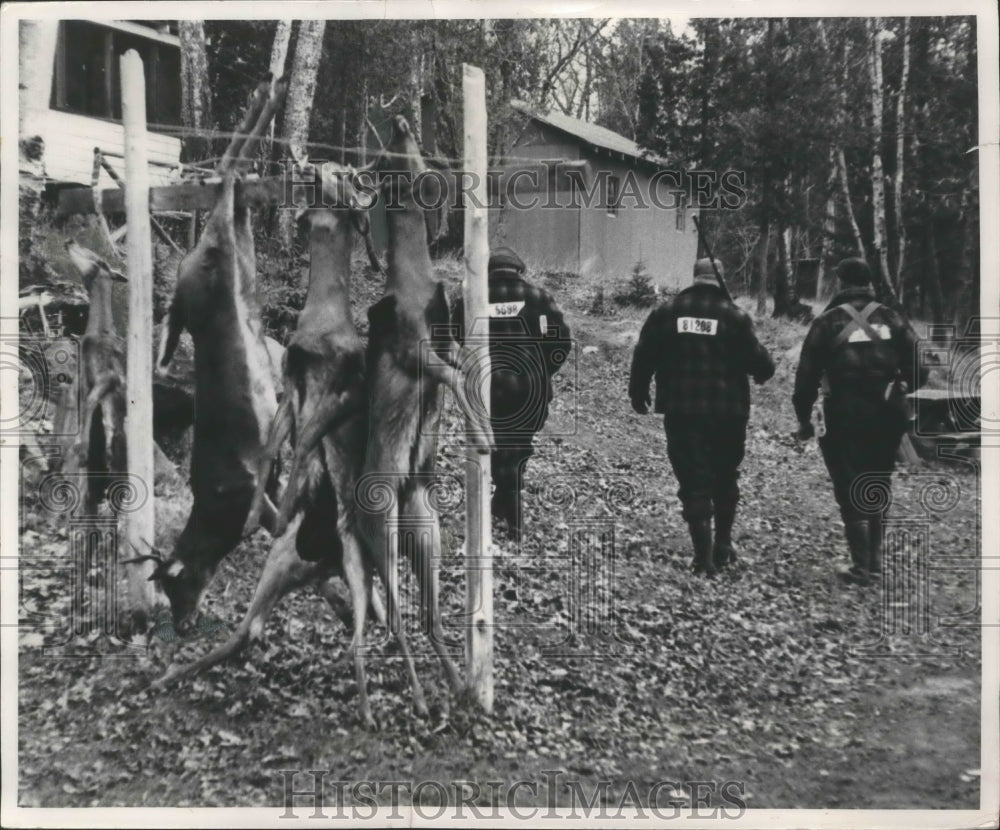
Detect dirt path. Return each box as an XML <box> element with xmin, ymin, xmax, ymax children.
<box><xmin>17</xmin><ymin>287</ymin><xmax>983</xmax><ymax>810</ymax></box>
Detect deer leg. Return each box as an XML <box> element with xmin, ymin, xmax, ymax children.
<box><xmin>245</xmin><ymin>395</ymin><xmax>294</xmax><ymax>535</ymax></box>
<box><xmin>151</xmin><ymin>516</ymin><xmax>315</xmax><ymax>689</ymax></box>
<box><xmin>421</xmin><ymin>353</ymin><xmax>494</xmax><ymax>453</ymax></box>
<box><xmin>79</xmin><ymin>373</ymin><xmax>120</xmax><ymax>457</ymax></box>
<box><xmin>257</xmin><ymin>494</ymin><xmax>279</xmax><ymax>536</ymax></box>
<box><xmin>368</xmin><ymin>576</ymin><xmax>387</xmax><ymax>627</ymax></box>
<box><xmin>37</xmin><ymin>298</ymin><xmax>51</xmax><ymax>338</ymax></box>
<box><xmin>399</xmin><ymin>482</ymin><xmax>464</xmax><ymax>694</ymax></box>
<box><xmin>157</xmin><ymin>298</ymin><xmax>186</xmax><ymax>370</ymax></box>
<box><xmin>319</xmin><ymin>532</ymin><xmax>376</xmax><ymax>730</ymax></box>
<box><xmin>276</xmin><ymin>389</ymin><xmax>363</xmax><ymax>535</ymax></box>
<box><xmin>235</xmin><ymin>78</ymin><xmax>290</xmax><ymax>171</ymax></box>
<box><xmin>217</xmin><ymin>78</ymin><xmax>272</xmax><ymax>174</ymax></box>
<box><xmin>359</xmin><ymin>491</ymin><xmax>429</xmax><ymax>717</ymax></box>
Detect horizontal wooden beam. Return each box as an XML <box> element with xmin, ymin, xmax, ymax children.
<box><xmin>55</xmin><ymin>177</ymin><xmax>289</xmax><ymax>217</ymax></box>
<box><xmin>54</xmin><ymin>161</ymin><xmax>640</xmax><ymax>218</ymax></box>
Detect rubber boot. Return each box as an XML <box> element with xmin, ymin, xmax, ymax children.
<box><xmin>492</xmin><ymin>486</ymin><xmax>522</xmax><ymax>543</ymax></box>
<box><xmin>712</xmin><ymin>499</ymin><xmax>738</xmax><ymax>569</ymax></box>
<box><xmin>868</xmin><ymin>516</ymin><xmax>883</xmax><ymax>576</ymax></box>
<box><xmin>839</xmin><ymin>521</ymin><xmax>871</xmax><ymax>585</ymax></box>
<box><xmin>688</xmin><ymin>519</ymin><xmax>715</xmax><ymax>576</ymax></box>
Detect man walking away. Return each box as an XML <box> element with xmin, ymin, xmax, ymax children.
<box><xmin>793</xmin><ymin>257</ymin><xmax>927</xmax><ymax>585</ymax></box>
<box><xmin>453</xmin><ymin>246</ymin><xmax>572</xmax><ymax>540</ymax></box>
<box><xmin>629</xmin><ymin>258</ymin><xmax>775</xmax><ymax>576</ymax></box>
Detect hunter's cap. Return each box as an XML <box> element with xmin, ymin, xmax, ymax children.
<box><xmin>489</xmin><ymin>246</ymin><xmax>526</xmax><ymax>276</ymax></box>
<box><xmin>693</xmin><ymin>257</ymin><xmax>723</xmax><ymax>284</ymax></box>
<box><xmin>835</xmin><ymin>257</ymin><xmax>873</xmax><ymax>286</ymax></box>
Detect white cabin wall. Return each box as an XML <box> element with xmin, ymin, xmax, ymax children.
<box><xmin>19</xmin><ymin>20</ymin><xmax>181</xmax><ymax>188</ymax></box>
<box><xmin>28</xmin><ymin>109</ymin><xmax>181</xmax><ymax>188</ymax></box>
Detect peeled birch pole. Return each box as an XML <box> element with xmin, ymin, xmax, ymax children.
<box><xmin>121</xmin><ymin>50</ymin><xmax>156</xmax><ymax>626</ymax></box>
<box><xmin>462</xmin><ymin>63</ymin><xmax>493</xmax><ymax>712</ymax></box>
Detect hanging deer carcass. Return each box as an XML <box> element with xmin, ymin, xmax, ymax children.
<box><xmin>63</xmin><ymin>240</ymin><xmax>128</xmax><ymax>515</ymax></box>
<box><xmin>151</xmin><ymin>160</ymin><xmax>396</xmax><ymax>728</ymax></box>
<box><xmin>140</xmin><ymin>77</ymin><xmax>287</xmax><ymax>628</ymax></box>
<box><xmin>355</xmin><ymin>115</ymin><xmax>494</xmax><ymax>711</ymax></box>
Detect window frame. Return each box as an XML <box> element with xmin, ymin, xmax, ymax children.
<box><xmin>49</xmin><ymin>20</ymin><xmax>181</xmax><ymax>130</ymax></box>
<box><xmin>606</xmin><ymin>174</ymin><xmax>621</xmax><ymax>217</ymax></box>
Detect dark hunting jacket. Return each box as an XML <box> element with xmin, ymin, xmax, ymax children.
<box><xmin>452</xmin><ymin>272</ymin><xmax>572</xmax><ymax>415</ymax></box>
<box><xmin>629</xmin><ymin>282</ymin><xmax>774</xmax><ymax>420</ymax></box>
<box><xmin>792</xmin><ymin>287</ymin><xmax>927</xmax><ymax>426</ymax></box>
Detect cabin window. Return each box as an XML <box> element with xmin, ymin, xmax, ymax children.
<box><xmin>51</xmin><ymin>20</ymin><xmax>181</xmax><ymax>129</ymax></box>
<box><xmin>676</xmin><ymin>193</ymin><xmax>687</xmax><ymax>230</ymax></box>
<box><xmin>606</xmin><ymin>175</ymin><xmax>621</xmax><ymax>216</ymax></box>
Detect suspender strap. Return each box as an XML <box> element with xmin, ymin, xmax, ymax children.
<box><xmin>829</xmin><ymin>301</ymin><xmax>885</xmax><ymax>350</ymax></box>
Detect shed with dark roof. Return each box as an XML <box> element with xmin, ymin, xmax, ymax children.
<box><xmin>489</xmin><ymin>101</ymin><xmax>699</xmax><ymax>290</ymax></box>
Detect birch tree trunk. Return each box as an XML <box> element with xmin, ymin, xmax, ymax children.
<box><xmin>952</xmin><ymin>24</ymin><xmax>979</xmax><ymax>335</ymax></box>
<box><xmin>269</xmin><ymin>20</ymin><xmax>293</xmax><ymax>79</ymax></box>
<box><xmin>359</xmin><ymin>79</ymin><xmax>369</xmax><ymax>166</ymax></box>
<box><xmin>893</xmin><ymin>18</ymin><xmax>910</xmax><ymax>292</ymax></box>
<box><xmin>178</xmin><ymin>21</ymin><xmax>214</xmax><ymax>163</ymax></box>
<box><xmin>409</xmin><ymin>30</ymin><xmax>426</xmax><ymax>141</ymax></box>
<box><xmin>756</xmin><ymin>18</ymin><xmax>775</xmax><ymax>317</ymax></box>
<box><xmin>278</xmin><ymin>19</ymin><xmax>328</xmax><ymax>247</ymax></box>
<box><xmin>817</xmin><ymin>148</ymin><xmax>837</xmax><ymax>300</ymax></box>
<box><xmin>867</xmin><ymin>19</ymin><xmax>897</xmax><ymax>305</ymax></box>
<box><xmin>836</xmin><ymin>148</ymin><xmax>866</xmax><ymax>257</ymax></box>
<box><xmin>265</xmin><ymin>20</ymin><xmax>293</xmax><ymax>163</ymax></box>
<box><xmin>818</xmin><ymin>23</ymin><xmax>866</xmax><ymax>263</ymax></box>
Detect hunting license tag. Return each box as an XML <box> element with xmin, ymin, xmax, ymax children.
<box><xmin>677</xmin><ymin>316</ymin><xmax>718</xmax><ymax>335</ymax></box>
<box><xmin>489</xmin><ymin>301</ymin><xmax>525</xmax><ymax>318</ymax></box>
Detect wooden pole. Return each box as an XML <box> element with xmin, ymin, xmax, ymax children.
<box><xmin>120</xmin><ymin>50</ymin><xmax>157</xmax><ymax>626</ymax></box>
<box><xmin>462</xmin><ymin>63</ymin><xmax>493</xmax><ymax>712</ymax></box>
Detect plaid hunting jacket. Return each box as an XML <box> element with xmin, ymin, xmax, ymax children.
<box><xmin>629</xmin><ymin>283</ymin><xmax>775</xmax><ymax>420</ymax></box>
<box><xmin>792</xmin><ymin>287</ymin><xmax>927</xmax><ymax>425</ymax></box>
<box><xmin>453</xmin><ymin>272</ymin><xmax>572</xmax><ymax>417</ymax></box>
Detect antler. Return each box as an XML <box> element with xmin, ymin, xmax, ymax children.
<box><xmin>121</xmin><ymin>538</ymin><xmax>164</xmax><ymax>565</ymax></box>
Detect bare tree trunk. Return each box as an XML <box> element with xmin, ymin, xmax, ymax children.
<box><xmin>953</xmin><ymin>165</ymin><xmax>979</xmax><ymax>336</ymax></box>
<box><xmin>410</xmin><ymin>56</ymin><xmax>425</xmax><ymax>139</ymax></box>
<box><xmin>867</xmin><ymin>19</ymin><xmax>897</xmax><ymax>306</ymax></box>
<box><xmin>178</xmin><ymin>21</ymin><xmax>214</xmax><ymax>163</ymax></box>
<box><xmin>773</xmin><ymin>221</ymin><xmax>811</xmax><ymax>320</ymax></box>
<box><xmin>817</xmin><ymin>148</ymin><xmax>837</xmax><ymax>300</ymax></box>
<box><xmin>925</xmin><ymin>225</ymin><xmax>945</xmax><ymax>328</ymax></box>
<box><xmin>819</xmin><ymin>25</ymin><xmax>866</xmax><ymax>262</ymax></box>
<box><xmin>278</xmin><ymin>19</ymin><xmax>328</xmax><ymax>247</ymax></box>
<box><xmin>269</xmin><ymin>20</ymin><xmax>293</xmax><ymax>79</ymax></box>
<box><xmin>576</xmin><ymin>43</ymin><xmax>593</xmax><ymax>120</ymax></box>
<box><xmin>265</xmin><ymin>20</ymin><xmax>293</xmax><ymax>164</ymax></box>
<box><xmin>953</xmin><ymin>25</ymin><xmax>979</xmax><ymax>336</ymax></box>
<box><xmin>893</xmin><ymin>18</ymin><xmax>910</xmax><ymax>294</ymax></box>
<box><xmin>359</xmin><ymin>82</ymin><xmax>370</xmax><ymax>166</ymax></box>
<box><xmin>773</xmin><ymin>223</ymin><xmax>794</xmax><ymax>316</ymax></box>
<box><xmin>835</xmin><ymin>148</ymin><xmax>866</xmax><ymax>258</ymax></box>
<box><xmin>756</xmin><ymin>221</ymin><xmax>770</xmax><ymax>316</ymax></box>
<box><xmin>757</xmin><ymin>19</ymin><xmax>776</xmax><ymax>317</ymax></box>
